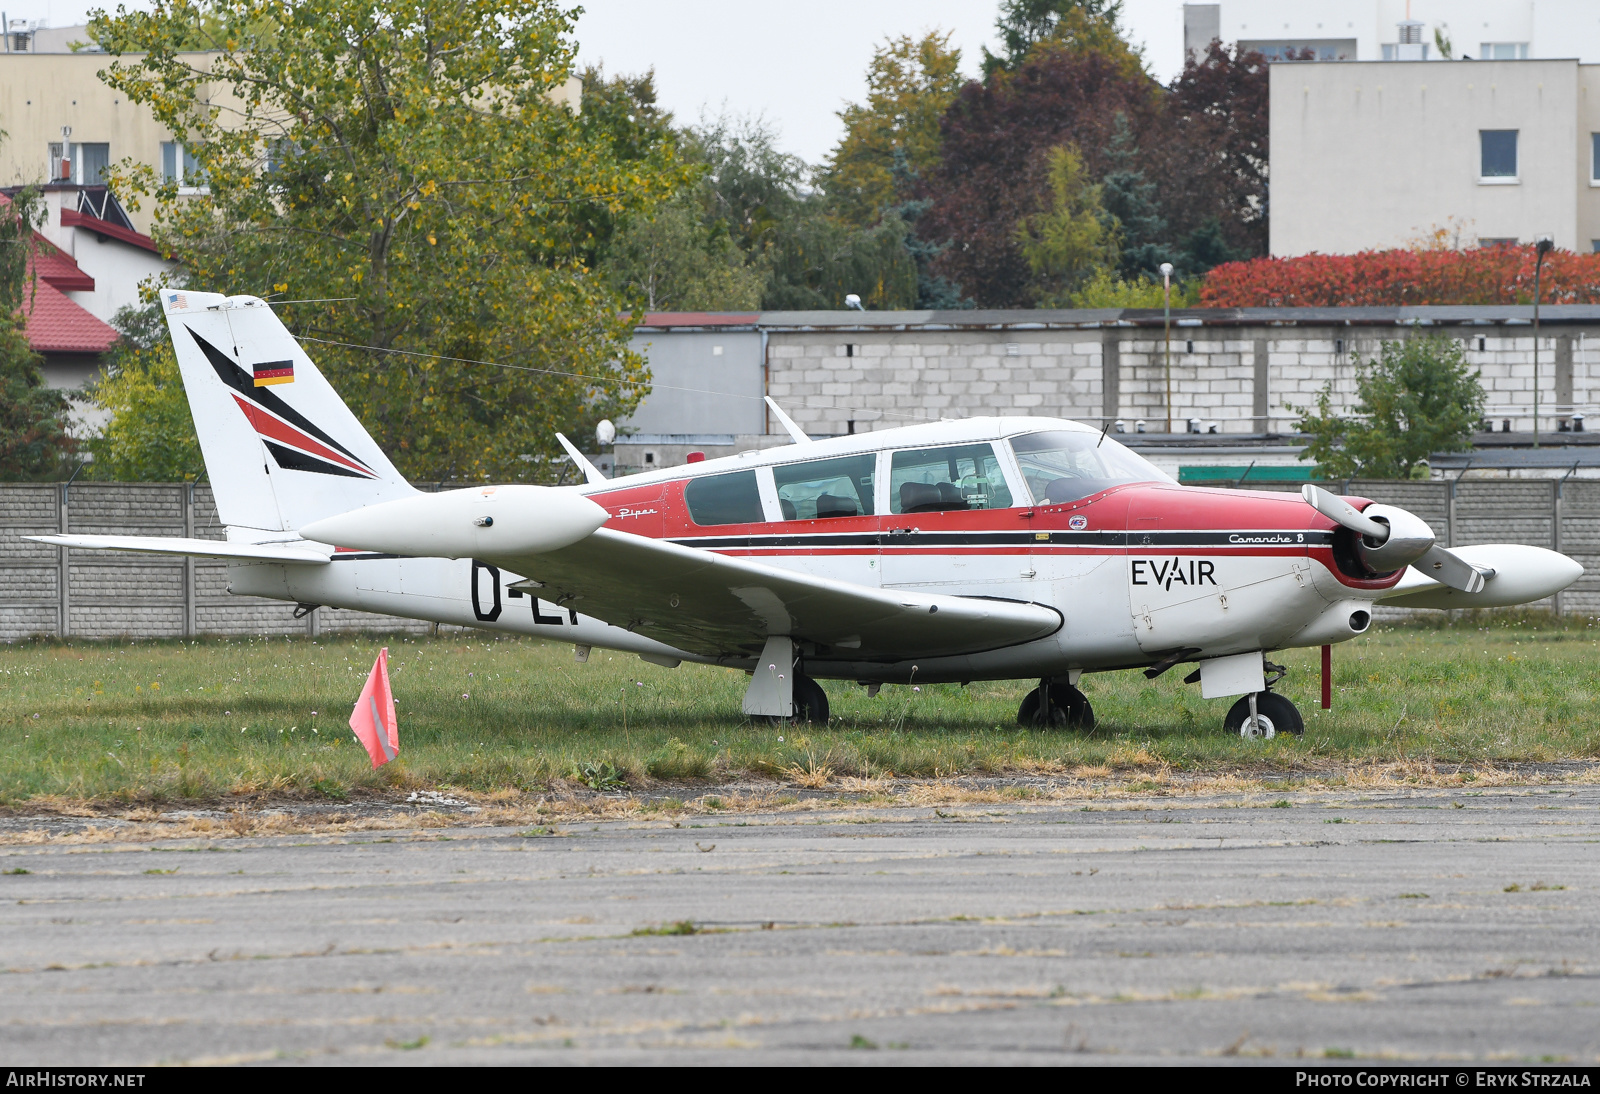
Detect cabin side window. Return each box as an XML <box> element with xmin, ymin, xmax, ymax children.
<box><xmin>683</xmin><ymin>470</ymin><xmax>764</xmax><ymax>526</ymax></box>
<box><xmin>889</xmin><ymin>443</ymin><xmax>1013</xmax><ymax>514</ymax></box>
<box><xmin>772</xmin><ymin>454</ymin><xmax>876</xmax><ymax>520</ymax></box>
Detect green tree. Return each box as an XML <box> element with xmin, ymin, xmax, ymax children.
<box><xmin>603</xmin><ymin>195</ymin><xmax>765</xmax><ymax>311</ymax></box>
<box><xmin>91</xmin><ymin>0</ymin><xmax>693</xmax><ymax>483</ymax></box>
<box><xmin>1068</xmin><ymin>267</ymin><xmax>1195</xmax><ymax>308</ymax></box>
<box><xmin>686</xmin><ymin>117</ymin><xmax>917</xmax><ymax>310</ymax></box>
<box><xmin>0</xmin><ymin>185</ymin><xmax>76</xmax><ymax>481</ymax></box>
<box><xmin>1293</xmin><ymin>336</ymin><xmax>1485</xmax><ymax>480</ymax></box>
<box><xmin>983</xmin><ymin>0</ymin><xmax>1143</xmax><ymax>79</ymax></box>
<box><xmin>1014</xmin><ymin>145</ymin><xmax>1119</xmax><ymax>306</ymax></box>
<box><xmin>825</xmin><ymin>31</ymin><xmax>964</xmax><ymax>229</ymax></box>
<box><xmin>85</xmin><ymin>303</ymin><xmax>204</xmax><ymax>481</ymax></box>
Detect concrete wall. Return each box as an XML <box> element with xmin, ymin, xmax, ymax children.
<box><xmin>1271</xmin><ymin>58</ymin><xmax>1598</xmax><ymax>255</ymax></box>
<box><xmin>754</xmin><ymin>321</ymin><xmax>1600</xmax><ymax>437</ymax></box>
<box><xmin>0</xmin><ymin>482</ymin><xmax>430</xmax><ymax>642</ymax></box>
<box><xmin>622</xmin><ymin>329</ymin><xmax>765</xmax><ymax>437</ymax></box>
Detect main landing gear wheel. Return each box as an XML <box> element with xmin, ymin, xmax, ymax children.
<box><xmin>792</xmin><ymin>674</ymin><xmax>829</xmax><ymax>724</ymax></box>
<box><xmin>1224</xmin><ymin>691</ymin><xmax>1303</xmax><ymax>739</ymax></box>
<box><xmin>1017</xmin><ymin>680</ymin><xmax>1095</xmax><ymax>730</ymax></box>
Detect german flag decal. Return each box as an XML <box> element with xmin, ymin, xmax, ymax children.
<box><xmin>253</xmin><ymin>359</ymin><xmax>294</xmax><ymax>387</ymax></box>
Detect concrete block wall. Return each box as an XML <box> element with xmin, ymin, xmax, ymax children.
<box><xmin>0</xmin><ymin>482</ymin><xmax>431</xmax><ymax>642</ymax></box>
<box><xmin>761</xmin><ymin>326</ymin><xmax>1600</xmax><ymax>436</ymax></box>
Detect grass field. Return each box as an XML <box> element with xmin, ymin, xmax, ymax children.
<box><xmin>2</xmin><ymin>616</ymin><xmax>1598</xmax><ymax>808</ymax></box>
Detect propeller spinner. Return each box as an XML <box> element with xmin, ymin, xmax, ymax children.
<box><xmin>1301</xmin><ymin>484</ymin><xmax>1486</xmax><ymax>594</ymax></box>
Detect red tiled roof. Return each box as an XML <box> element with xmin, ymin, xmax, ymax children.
<box><xmin>20</xmin><ymin>275</ymin><xmax>118</xmax><ymax>355</ymax></box>
<box><xmin>61</xmin><ymin>208</ymin><xmax>161</xmax><ymax>255</ymax></box>
<box><xmin>0</xmin><ymin>192</ymin><xmax>119</xmax><ymax>355</ymax></box>
<box><xmin>31</xmin><ymin>241</ymin><xmax>95</xmax><ymax>292</ymax></box>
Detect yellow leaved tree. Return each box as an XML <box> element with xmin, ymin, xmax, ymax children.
<box><xmin>90</xmin><ymin>0</ymin><xmax>693</xmax><ymax>482</ymax></box>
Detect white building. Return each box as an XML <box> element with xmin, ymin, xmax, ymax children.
<box><xmin>1269</xmin><ymin>57</ymin><xmax>1600</xmax><ymax>255</ymax></box>
<box><xmin>1184</xmin><ymin>1</ymin><xmax>1600</xmax><ymax>65</ymax></box>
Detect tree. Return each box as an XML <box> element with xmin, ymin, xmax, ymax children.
<box><xmin>91</xmin><ymin>0</ymin><xmax>693</xmax><ymax>483</ymax></box>
<box><xmin>685</xmin><ymin>117</ymin><xmax>918</xmax><ymax>310</ymax></box>
<box><xmin>0</xmin><ymin>185</ymin><xmax>76</xmax><ymax>481</ymax></box>
<box><xmin>920</xmin><ymin>48</ymin><xmax>1155</xmax><ymax>307</ymax></box>
<box><xmin>1157</xmin><ymin>41</ymin><xmax>1269</xmax><ymax>265</ymax></box>
<box><xmin>1293</xmin><ymin>337</ymin><xmax>1485</xmax><ymax>480</ymax></box>
<box><xmin>84</xmin><ymin>303</ymin><xmax>205</xmax><ymax>481</ymax></box>
<box><xmin>1014</xmin><ymin>145</ymin><xmax>1118</xmax><ymax>306</ymax></box>
<box><xmin>982</xmin><ymin>0</ymin><xmax>1141</xmax><ymax>79</ymax></box>
<box><xmin>603</xmin><ymin>195</ymin><xmax>765</xmax><ymax>311</ymax></box>
<box><xmin>825</xmin><ymin>31</ymin><xmax>964</xmax><ymax>229</ymax></box>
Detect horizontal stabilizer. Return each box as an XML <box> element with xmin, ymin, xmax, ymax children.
<box><xmin>26</xmin><ymin>535</ymin><xmax>331</xmax><ymax>565</ymax></box>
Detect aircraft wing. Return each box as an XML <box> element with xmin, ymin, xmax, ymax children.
<box><xmin>25</xmin><ymin>535</ymin><xmax>331</xmax><ymax>565</ymax></box>
<box><xmin>482</xmin><ymin>528</ymin><xmax>1061</xmax><ymax>662</ymax></box>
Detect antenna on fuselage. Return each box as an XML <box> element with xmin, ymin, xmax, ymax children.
<box><xmin>1096</xmin><ymin>417</ymin><xmax>1113</xmax><ymax>448</ymax></box>
<box><xmin>764</xmin><ymin>396</ymin><xmax>811</xmax><ymax>445</ymax></box>
<box><xmin>554</xmin><ymin>432</ymin><xmax>608</xmax><ymax>486</ymax></box>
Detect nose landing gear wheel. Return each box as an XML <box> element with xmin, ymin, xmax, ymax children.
<box><xmin>1017</xmin><ymin>680</ymin><xmax>1095</xmax><ymax>730</ymax></box>
<box><xmin>1224</xmin><ymin>691</ymin><xmax>1303</xmax><ymax>738</ymax></box>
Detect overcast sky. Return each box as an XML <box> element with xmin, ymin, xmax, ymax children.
<box><xmin>6</xmin><ymin>0</ymin><xmax>1189</xmax><ymax>164</ymax></box>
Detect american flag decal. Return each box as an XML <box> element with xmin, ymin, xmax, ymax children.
<box><xmin>253</xmin><ymin>360</ymin><xmax>294</xmax><ymax>387</ymax></box>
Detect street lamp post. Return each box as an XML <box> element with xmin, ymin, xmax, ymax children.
<box><xmin>1532</xmin><ymin>236</ymin><xmax>1553</xmax><ymax>450</ymax></box>
<box><xmin>1160</xmin><ymin>262</ymin><xmax>1174</xmax><ymax>434</ymax></box>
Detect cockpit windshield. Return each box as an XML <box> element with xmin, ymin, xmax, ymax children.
<box><xmin>1008</xmin><ymin>430</ymin><xmax>1174</xmax><ymax>506</ymax></box>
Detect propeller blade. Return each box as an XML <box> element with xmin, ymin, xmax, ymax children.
<box><xmin>1417</xmin><ymin>545</ymin><xmax>1488</xmax><ymax>594</ymax></box>
<box><xmin>1301</xmin><ymin>483</ymin><xmax>1390</xmax><ymax>543</ymax></box>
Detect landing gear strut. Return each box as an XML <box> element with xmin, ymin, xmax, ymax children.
<box><xmin>1222</xmin><ymin>661</ymin><xmax>1303</xmax><ymax>738</ymax></box>
<box><xmin>1017</xmin><ymin>677</ymin><xmax>1095</xmax><ymax>730</ymax></box>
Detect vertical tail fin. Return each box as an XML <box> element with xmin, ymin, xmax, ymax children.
<box><xmin>163</xmin><ymin>290</ymin><xmax>415</xmax><ymax>532</ymax></box>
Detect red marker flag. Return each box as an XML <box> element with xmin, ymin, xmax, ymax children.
<box><xmin>349</xmin><ymin>647</ymin><xmax>398</xmax><ymax>768</ymax></box>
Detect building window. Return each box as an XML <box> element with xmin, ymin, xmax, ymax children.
<box><xmin>47</xmin><ymin>142</ymin><xmax>110</xmax><ymax>184</ymax></box>
<box><xmin>1479</xmin><ymin>42</ymin><xmax>1529</xmax><ymax>60</ymax></box>
<box><xmin>1479</xmin><ymin>130</ymin><xmax>1518</xmax><ymax>181</ymax></box>
<box><xmin>1592</xmin><ymin>134</ymin><xmax>1600</xmax><ymax>184</ymax></box>
<box><xmin>161</xmin><ymin>141</ymin><xmax>207</xmax><ymax>191</ymax></box>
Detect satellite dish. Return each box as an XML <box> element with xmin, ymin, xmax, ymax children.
<box><xmin>595</xmin><ymin>419</ymin><xmax>616</xmax><ymax>447</ymax></box>
<box><xmin>844</xmin><ymin>294</ymin><xmax>864</xmax><ymax>312</ymax></box>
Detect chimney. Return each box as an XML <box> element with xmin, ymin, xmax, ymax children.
<box><xmin>1394</xmin><ymin>0</ymin><xmax>1426</xmax><ymax>61</ymax></box>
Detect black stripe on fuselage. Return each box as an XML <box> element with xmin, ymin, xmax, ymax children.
<box><xmin>669</xmin><ymin>529</ymin><xmax>1336</xmax><ymax>550</ymax></box>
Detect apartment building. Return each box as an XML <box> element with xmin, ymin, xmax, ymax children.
<box><xmin>1183</xmin><ymin>0</ymin><xmax>1600</xmax><ymax>66</ymax></box>
<box><xmin>1270</xmin><ymin>57</ymin><xmax>1600</xmax><ymax>255</ymax></box>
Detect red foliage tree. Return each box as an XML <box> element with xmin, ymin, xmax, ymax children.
<box><xmin>1200</xmin><ymin>245</ymin><xmax>1600</xmax><ymax>307</ymax></box>
<box><xmin>919</xmin><ymin>49</ymin><xmax>1155</xmax><ymax>308</ymax></box>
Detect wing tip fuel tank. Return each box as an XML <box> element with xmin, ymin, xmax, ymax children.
<box><xmin>299</xmin><ymin>485</ymin><xmax>609</xmax><ymax>558</ymax></box>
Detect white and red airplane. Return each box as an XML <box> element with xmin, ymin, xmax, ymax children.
<box><xmin>33</xmin><ymin>292</ymin><xmax>1584</xmax><ymax>737</ymax></box>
